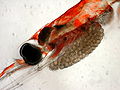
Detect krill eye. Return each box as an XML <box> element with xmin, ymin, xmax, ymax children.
<box><xmin>20</xmin><ymin>43</ymin><xmax>42</xmax><ymax>65</ymax></box>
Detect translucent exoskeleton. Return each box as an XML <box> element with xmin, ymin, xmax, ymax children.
<box><xmin>0</xmin><ymin>0</ymin><xmax>120</xmax><ymax>90</ymax></box>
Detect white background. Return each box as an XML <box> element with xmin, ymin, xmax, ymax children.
<box><xmin>0</xmin><ymin>0</ymin><xmax>120</xmax><ymax>90</ymax></box>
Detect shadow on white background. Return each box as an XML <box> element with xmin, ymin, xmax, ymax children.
<box><xmin>0</xmin><ymin>0</ymin><xmax>120</xmax><ymax>90</ymax></box>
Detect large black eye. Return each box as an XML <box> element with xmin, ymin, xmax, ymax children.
<box><xmin>20</xmin><ymin>43</ymin><xmax>42</xmax><ymax>65</ymax></box>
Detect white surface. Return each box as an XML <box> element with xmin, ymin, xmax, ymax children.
<box><xmin>0</xmin><ymin>0</ymin><xmax>120</xmax><ymax>90</ymax></box>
